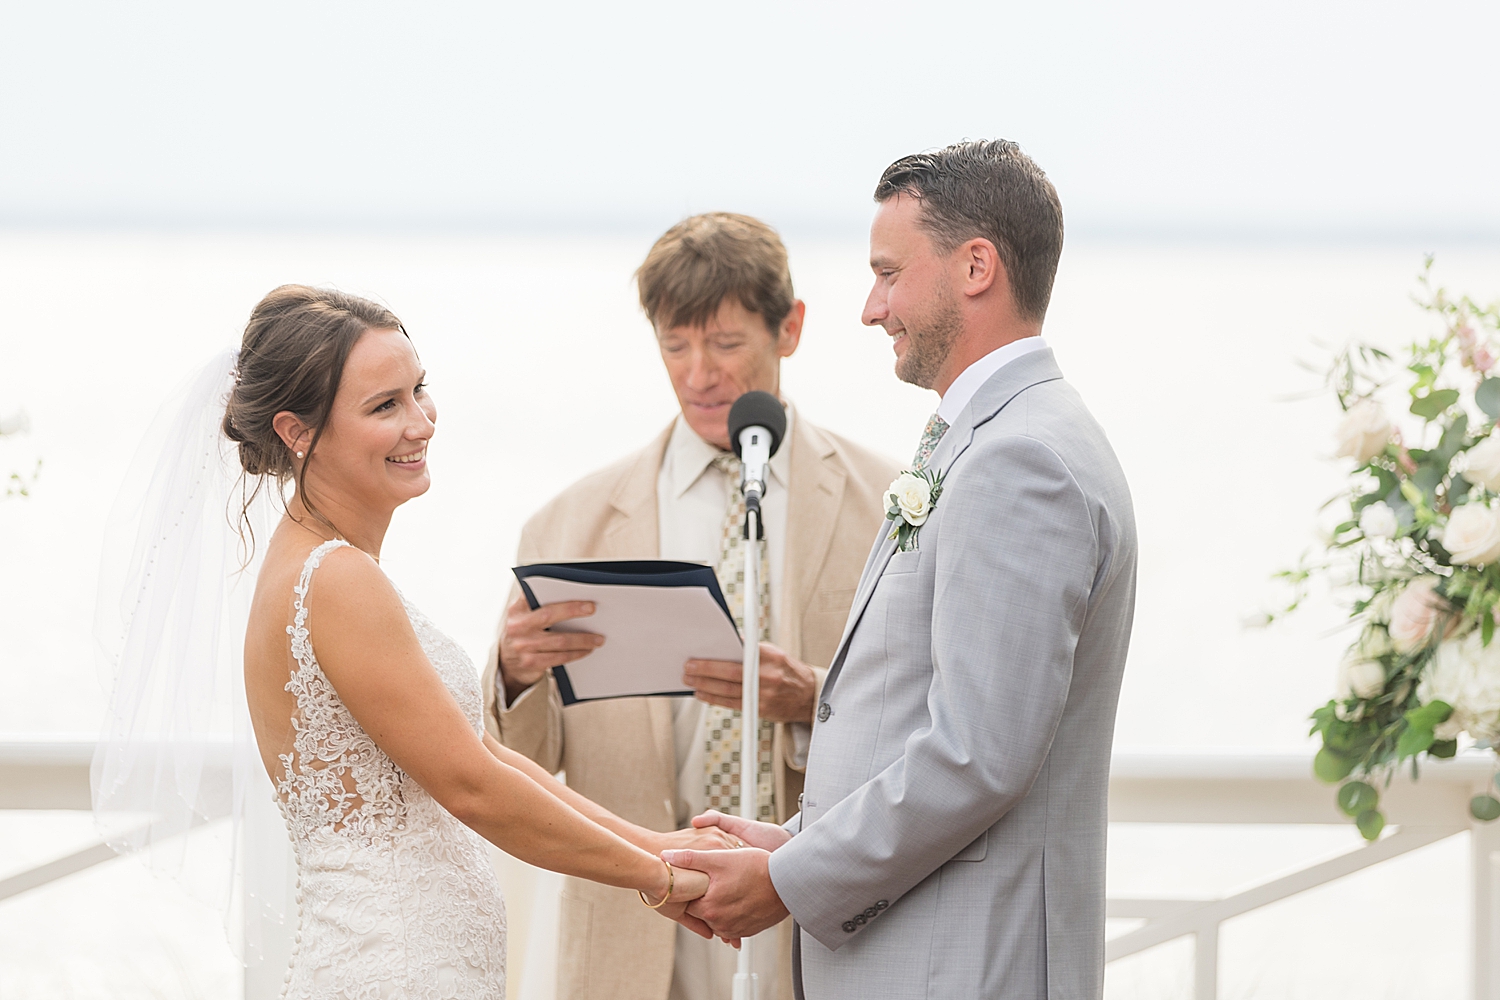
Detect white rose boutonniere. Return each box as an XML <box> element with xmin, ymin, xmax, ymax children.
<box><xmin>885</xmin><ymin>468</ymin><xmax>946</xmax><ymax>552</ymax></box>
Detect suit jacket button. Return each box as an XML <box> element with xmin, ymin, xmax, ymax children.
<box><xmin>842</xmin><ymin>920</ymin><xmax>856</xmax><ymax>933</ymax></box>
<box><xmin>817</xmin><ymin>703</ymin><xmax>831</xmax><ymax>722</ymax></box>
<box><xmin>797</xmin><ymin>792</ymin><xmax>804</xmax><ymax>810</ymax></box>
<box><xmin>876</xmin><ymin>900</ymin><xmax>889</xmax><ymax>910</ymax></box>
<box><xmin>864</xmin><ymin>906</ymin><xmax>878</xmax><ymax>919</ymax></box>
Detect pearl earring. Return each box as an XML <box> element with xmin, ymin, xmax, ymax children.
<box><xmin>296</xmin><ymin>451</ymin><xmax>305</xmax><ymax>459</ymax></box>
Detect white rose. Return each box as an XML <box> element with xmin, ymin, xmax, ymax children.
<box><xmin>1418</xmin><ymin>632</ymin><xmax>1500</xmax><ymax>743</ymax></box>
<box><xmin>1334</xmin><ymin>400</ymin><xmax>1393</xmax><ymax>464</ymax></box>
<box><xmin>1358</xmin><ymin>501</ymin><xmax>1398</xmax><ymax>539</ymax></box>
<box><xmin>1336</xmin><ymin>648</ymin><xmax>1388</xmax><ymax>701</ymax></box>
<box><xmin>886</xmin><ymin>472</ymin><xmax>933</xmax><ymax>527</ymax></box>
<box><xmin>0</xmin><ymin>408</ymin><xmax>28</xmax><ymax>437</ymax></box>
<box><xmin>1465</xmin><ymin>432</ymin><xmax>1500</xmax><ymax>492</ymax></box>
<box><xmin>1387</xmin><ymin>577</ymin><xmax>1447</xmax><ymax>653</ymax></box>
<box><xmin>1442</xmin><ymin>503</ymin><xmax>1500</xmax><ymax>566</ymax></box>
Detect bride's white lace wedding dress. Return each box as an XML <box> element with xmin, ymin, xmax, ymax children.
<box><xmin>274</xmin><ymin>539</ymin><xmax>506</xmax><ymax>999</ymax></box>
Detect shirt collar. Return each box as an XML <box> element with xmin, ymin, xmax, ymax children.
<box><xmin>666</xmin><ymin>398</ymin><xmax>795</xmax><ymax>499</ymax></box>
<box><xmin>936</xmin><ymin>336</ymin><xmax>1049</xmax><ymax>427</ymax></box>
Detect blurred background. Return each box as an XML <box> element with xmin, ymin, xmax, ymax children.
<box><xmin>1</xmin><ymin>1</ymin><xmax>1498</xmax><ymax>998</ymax></box>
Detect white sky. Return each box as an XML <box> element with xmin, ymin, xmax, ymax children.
<box><xmin>1</xmin><ymin>0</ymin><xmax>1497</xmax><ymax>238</ymax></box>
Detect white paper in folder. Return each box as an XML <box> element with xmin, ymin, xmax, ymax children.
<box><xmin>525</xmin><ymin>576</ymin><xmax>744</xmax><ymax>701</ymax></box>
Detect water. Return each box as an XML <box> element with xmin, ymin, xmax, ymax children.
<box><xmin>1</xmin><ymin>230</ymin><xmax>1496</xmax><ymax>998</ymax></box>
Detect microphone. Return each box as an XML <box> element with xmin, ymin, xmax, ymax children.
<box><xmin>728</xmin><ymin>391</ymin><xmax>786</xmax><ymax>513</ymax></box>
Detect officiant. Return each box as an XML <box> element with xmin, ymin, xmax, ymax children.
<box><xmin>482</xmin><ymin>212</ymin><xmax>900</xmax><ymax>1000</ymax></box>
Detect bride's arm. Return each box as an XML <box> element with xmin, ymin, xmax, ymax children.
<box><xmin>479</xmin><ymin>733</ymin><xmax>738</xmax><ymax>854</ymax></box>
<box><xmin>305</xmin><ymin>547</ymin><xmax>707</xmax><ymax>910</ymax></box>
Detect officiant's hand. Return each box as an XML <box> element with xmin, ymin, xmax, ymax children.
<box><xmin>683</xmin><ymin>643</ymin><xmax>817</xmax><ymax>723</ymax></box>
<box><xmin>662</xmin><ymin>847</ymin><xmax>789</xmax><ymax>941</ymax></box>
<box><xmin>498</xmin><ymin>595</ymin><xmax>603</xmax><ymax>704</ymax></box>
<box><xmin>690</xmin><ymin>809</ymin><xmax>792</xmax><ymax>853</ymax></box>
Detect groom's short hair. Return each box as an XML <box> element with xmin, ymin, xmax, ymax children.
<box><xmin>875</xmin><ymin>140</ymin><xmax>1064</xmax><ymax>323</ymax></box>
<box><xmin>636</xmin><ymin>212</ymin><xmax>795</xmax><ymax>336</ymax></box>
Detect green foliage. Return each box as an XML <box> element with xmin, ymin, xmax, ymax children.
<box><xmin>1355</xmin><ymin>808</ymin><xmax>1386</xmax><ymax>841</ymax></box>
<box><xmin>1287</xmin><ymin>258</ymin><xmax>1500</xmax><ymax>837</ymax></box>
<box><xmin>1477</xmin><ymin>378</ymin><xmax>1500</xmax><ymax>418</ymax></box>
<box><xmin>1337</xmin><ymin>780</ymin><xmax>1379</xmax><ymax>816</ymax></box>
<box><xmin>1471</xmin><ymin>795</ymin><xmax>1500</xmax><ymax>822</ymax></box>
<box><xmin>2</xmin><ymin>458</ymin><xmax>41</xmax><ymax>500</ymax></box>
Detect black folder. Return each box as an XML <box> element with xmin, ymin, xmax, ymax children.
<box><xmin>512</xmin><ymin>561</ymin><xmax>741</xmax><ymax>705</ymax></box>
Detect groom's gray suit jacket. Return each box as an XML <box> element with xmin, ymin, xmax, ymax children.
<box><xmin>767</xmin><ymin>349</ymin><xmax>1137</xmax><ymax>999</ymax></box>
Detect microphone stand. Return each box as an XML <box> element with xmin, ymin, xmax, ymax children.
<box><xmin>734</xmin><ymin>476</ymin><xmax>764</xmax><ymax>1000</ymax></box>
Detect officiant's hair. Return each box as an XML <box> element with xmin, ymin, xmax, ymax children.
<box><xmin>875</xmin><ymin>140</ymin><xmax>1063</xmax><ymax>323</ymax></box>
<box><xmin>222</xmin><ymin>284</ymin><xmax>408</xmax><ymax>544</ymax></box>
<box><xmin>636</xmin><ymin>212</ymin><xmax>795</xmax><ymax>336</ymax></box>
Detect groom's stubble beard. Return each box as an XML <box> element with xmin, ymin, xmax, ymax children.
<box><xmin>894</xmin><ymin>281</ymin><xmax>963</xmax><ymax>391</ymax></box>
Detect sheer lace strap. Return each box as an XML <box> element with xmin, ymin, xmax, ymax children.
<box><xmin>287</xmin><ymin>539</ymin><xmax>351</xmax><ymax>668</ymax></box>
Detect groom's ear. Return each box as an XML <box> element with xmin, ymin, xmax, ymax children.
<box><xmin>958</xmin><ymin>237</ymin><xmax>1004</xmax><ymax>301</ymax></box>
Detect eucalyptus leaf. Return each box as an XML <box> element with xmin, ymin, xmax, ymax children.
<box><xmin>1429</xmin><ymin>738</ymin><xmax>1458</xmax><ymax>759</ymax></box>
<box><xmin>1412</xmin><ymin>462</ymin><xmax>1445</xmax><ymax>498</ymax></box>
<box><xmin>1355</xmin><ymin>808</ymin><xmax>1385</xmax><ymax>841</ymax></box>
<box><xmin>1477</xmin><ymin>377</ymin><xmax>1500</xmax><ymax>418</ymax></box>
<box><xmin>1437</xmin><ymin>412</ymin><xmax>1470</xmax><ymax>464</ymax></box>
<box><xmin>1337</xmin><ymin>780</ymin><xmax>1378</xmax><ymax>817</ymax></box>
<box><xmin>1314</xmin><ymin>747</ymin><xmax>1355</xmax><ymax>783</ymax></box>
<box><xmin>1471</xmin><ymin>795</ymin><xmax>1500</xmax><ymax>822</ymax></box>
<box><xmin>1411</xmin><ymin>390</ymin><xmax>1460</xmax><ymax>420</ymax></box>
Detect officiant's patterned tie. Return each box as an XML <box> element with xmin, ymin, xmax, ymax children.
<box><xmin>704</xmin><ymin>453</ymin><xmax>776</xmax><ymax>822</ymax></box>
<box><xmin>912</xmin><ymin>413</ymin><xmax>949</xmax><ymax>471</ymax></box>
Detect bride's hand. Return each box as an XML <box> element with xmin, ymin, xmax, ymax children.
<box><xmin>654</xmin><ymin>824</ymin><xmax>740</xmax><ymax>853</ymax></box>
<box><xmin>651</xmin><ymin>866</ymin><xmax>741</xmax><ymax>946</ymax></box>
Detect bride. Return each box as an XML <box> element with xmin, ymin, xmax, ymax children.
<box><xmin>211</xmin><ymin>285</ymin><xmax>730</xmax><ymax>997</ymax></box>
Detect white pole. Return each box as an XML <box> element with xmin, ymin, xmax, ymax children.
<box><xmin>733</xmin><ymin>505</ymin><xmax>761</xmax><ymax>1000</ymax></box>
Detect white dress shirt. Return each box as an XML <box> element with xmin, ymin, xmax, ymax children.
<box><xmin>936</xmin><ymin>335</ymin><xmax>1049</xmax><ymax>427</ymax></box>
<box><xmin>656</xmin><ymin>406</ymin><xmax>793</xmax><ymax>1000</ymax></box>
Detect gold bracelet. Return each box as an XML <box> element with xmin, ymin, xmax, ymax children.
<box><xmin>638</xmin><ymin>858</ymin><xmax>675</xmax><ymax>909</ymax></box>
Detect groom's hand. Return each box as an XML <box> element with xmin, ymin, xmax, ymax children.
<box><xmin>691</xmin><ymin>810</ymin><xmax>792</xmax><ymax>853</ymax></box>
<box><xmin>661</xmin><ymin>847</ymin><xmax>789</xmax><ymax>941</ymax></box>
<box><xmin>497</xmin><ymin>595</ymin><xmax>603</xmax><ymax>704</ymax></box>
<box><xmin>683</xmin><ymin>643</ymin><xmax>817</xmax><ymax>723</ymax></box>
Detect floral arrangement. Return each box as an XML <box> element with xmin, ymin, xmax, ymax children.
<box><xmin>0</xmin><ymin>407</ymin><xmax>39</xmax><ymax>500</ymax></box>
<box><xmin>885</xmin><ymin>468</ymin><xmax>945</xmax><ymax>552</ymax></box>
<box><xmin>1284</xmin><ymin>260</ymin><xmax>1500</xmax><ymax>839</ymax></box>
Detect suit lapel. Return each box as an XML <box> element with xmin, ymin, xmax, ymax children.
<box><xmin>783</xmin><ymin>417</ymin><xmax>846</xmax><ymax>655</ymax></box>
<box><xmin>600</xmin><ymin>423</ymin><xmax>670</xmax><ymax>558</ymax></box>
<box><xmin>820</xmin><ymin>349</ymin><xmax>1066</xmax><ymax>697</ymax></box>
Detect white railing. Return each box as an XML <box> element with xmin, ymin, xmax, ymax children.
<box><xmin>3</xmin><ymin>739</ymin><xmax>1497</xmax><ymax>1000</ymax></box>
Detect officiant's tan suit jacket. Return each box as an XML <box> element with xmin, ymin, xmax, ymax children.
<box><xmin>481</xmin><ymin>413</ymin><xmax>899</xmax><ymax>1000</ymax></box>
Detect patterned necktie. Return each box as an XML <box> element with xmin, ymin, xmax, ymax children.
<box><xmin>912</xmin><ymin>413</ymin><xmax>949</xmax><ymax>471</ymax></box>
<box><xmin>704</xmin><ymin>453</ymin><xmax>776</xmax><ymax>822</ymax></box>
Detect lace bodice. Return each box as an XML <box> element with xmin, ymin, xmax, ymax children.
<box><xmin>275</xmin><ymin>539</ymin><xmax>505</xmax><ymax>999</ymax></box>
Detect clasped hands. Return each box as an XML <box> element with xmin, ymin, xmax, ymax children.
<box><xmin>657</xmin><ymin>809</ymin><xmax>794</xmax><ymax>945</ymax></box>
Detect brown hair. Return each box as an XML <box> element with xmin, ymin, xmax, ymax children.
<box><xmin>636</xmin><ymin>212</ymin><xmax>795</xmax><ymax>335</ymax></box>
<box><xmin>222</xmin><ymin>284</ymin><xmax>407</xmax><ymax>545</ymax></box>
<box><xmin>874</xmin><ymin>140</ymin><xmax>1064</xmax><ymax>322</ymax></box>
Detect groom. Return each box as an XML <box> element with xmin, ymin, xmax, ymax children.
<box><xmin>664</xmin><ymin>141</ymin><xmax>1137</xmax><ymax>998</ymax></box>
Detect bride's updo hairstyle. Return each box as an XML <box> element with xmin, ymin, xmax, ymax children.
<box><xmin>223</xmin><ymin>284</ymin><xmax>408</xmax><ymax>542</ymax></box>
